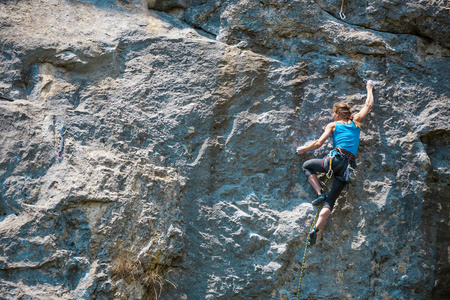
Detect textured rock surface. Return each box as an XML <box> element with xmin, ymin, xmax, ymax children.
<box><xmin>0</xmin><ymin>0</ymin><xmax>449</xmax><ymax>299</ymax></box>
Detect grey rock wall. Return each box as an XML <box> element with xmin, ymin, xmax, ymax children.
<box><xmin>0</xmin><ymin>0</ymin><xmax>449</xmax><ymax>299</ymax></box>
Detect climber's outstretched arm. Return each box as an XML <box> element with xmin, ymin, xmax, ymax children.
<box><xmin>296</xmin><ymin>122</ymin><xmax>335</xmax><ymax>154</ymax></box>
<box><xmin>353</xmin><ymin>80</ymin><xmax>374</xmax><ymax>122</ymax></box>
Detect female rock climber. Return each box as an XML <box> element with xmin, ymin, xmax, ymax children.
<box><xmin>296</xmin><ymin>80</ymin><xmax>374</xmax><ymax>245</ymax></box>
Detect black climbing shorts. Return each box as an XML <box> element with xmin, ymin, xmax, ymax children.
<box><xmin>302</xmin><ymin>155</ymin><xmax>355</xmax><ymax>210</ymax></box>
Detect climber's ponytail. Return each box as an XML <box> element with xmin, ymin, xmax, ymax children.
<box><xmin>332</xmin><ymin>102</ymin><xmax>360</xmax><ymax>128</ymax></box>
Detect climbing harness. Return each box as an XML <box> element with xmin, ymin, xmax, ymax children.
<box><xmin>335</xmin><ymin>147</ymin><xmax>357</xmax><ymax>183</ymax></box>
<box><xmin>322</xmin><ymin>147</ymin><xmax>357</xmax><ymax>183</ymax></box>
<box><xmin>57</xmin><ymin>126</ymin><xmax>67</xmax><ymax>159</ymax></box>
<box><xmin>339</xmin><ymin>0</ymin><xmax>346</xmax><ymax>19</ymax></box>
<box><xmin>319</xmin><ymin>150</ymin><xmax>335</xmax><ymax>181</ymax></box>
<box><xmin>296</xmin><ymin>171</ymin><xmax>332</xmax><ymax>299</ymax></box>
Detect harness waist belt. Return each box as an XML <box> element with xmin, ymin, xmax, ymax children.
<box><xmin>335</xmin><ymin>147</ymin><xmax>356</xmax><ymax>160</ymax></box>
<box><xmin>328</xmin><ymin>147</ymin><xmax>356</xmax><ymax>161</ymax></box>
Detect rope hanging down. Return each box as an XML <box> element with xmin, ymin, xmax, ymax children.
<box><xmin>339</xmin><ymin>0</ymin><xmax>346</xmax><ymax>19</ymax></box>
<box><xmin>296</xmin><ymin>201</ymin><xmax>323</xmax><ymax>300</ymax></box>
<box><xmin>296</xmin><ymin>167</ymin><xmax>333</xmax><ymax>299</ymax></box>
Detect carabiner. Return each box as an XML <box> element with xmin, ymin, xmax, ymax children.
<box><xmin>326</xmin><ymin>155</ymin><xmax>334</xmax><ymax>179</ymax></box>
<box><xmin>326</xmin><ymin>169</ymin><xmax>333</xmax><ymax>179</ymax></box>
<box><xmin>60</xmin><ymin>126</ymin><xmax>67</xmax><ymax>136</ymax></box>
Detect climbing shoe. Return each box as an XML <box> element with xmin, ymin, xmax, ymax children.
<box><xmin>311</xmin><ymin>192</ymin><xmax>326</xmax><ymax>206</ymax></box>
<box><xmin>308</xmin><ymin>226</ymin><xmax>318</xmax><ymax>245</ymax></box>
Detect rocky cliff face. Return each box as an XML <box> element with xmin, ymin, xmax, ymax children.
<box><xmin>0</xmin><ymin>0</ymin><xmax>449</xmax><ymax>299</ymax></box>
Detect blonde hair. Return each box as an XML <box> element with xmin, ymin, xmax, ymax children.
<box><xmin>333</xmin><ymin>102</ymin><xmax>360</xmax><ymax>128</ymax></box>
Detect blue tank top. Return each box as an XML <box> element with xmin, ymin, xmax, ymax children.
<box><xmin>333</xmin><ymin>121</ymin><xmax>361</xmax><ymax>156</ymax></box>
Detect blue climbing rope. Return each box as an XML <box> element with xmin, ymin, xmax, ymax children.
<box><xmin>57</xmin><ymin>126</ymin><xmax>67</xmax><ymax>159</ymax></box>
